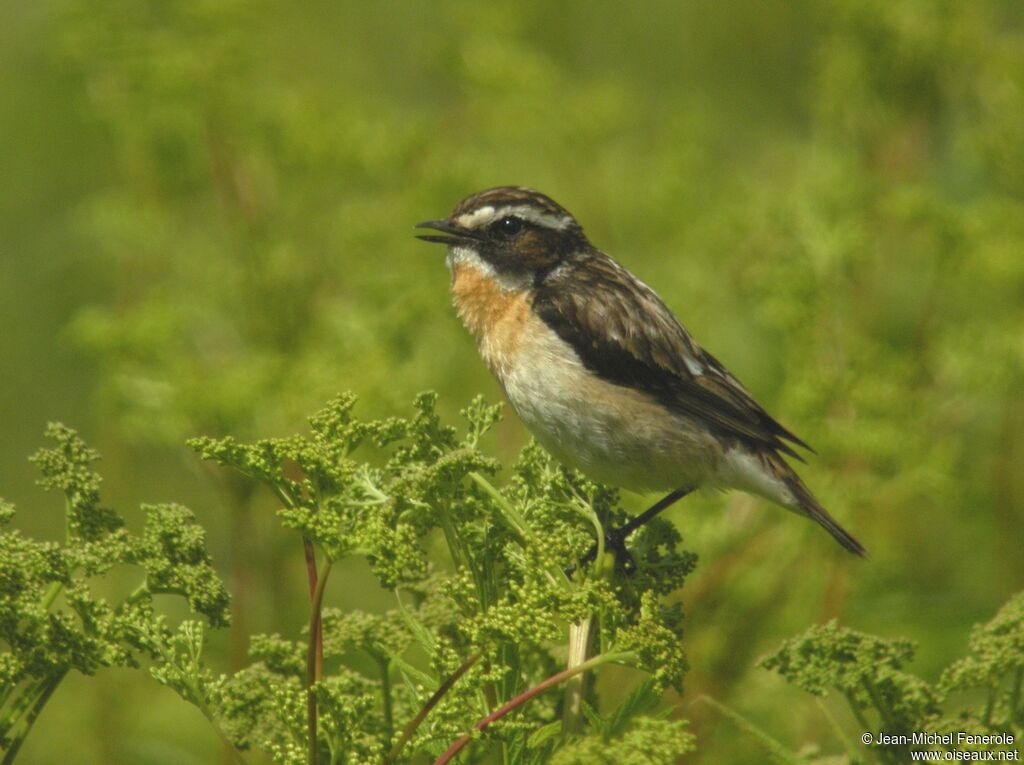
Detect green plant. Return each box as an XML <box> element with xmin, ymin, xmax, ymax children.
<box><xmin>699</xmin><ymin>592</ymin><xmax>1024</xmax><ymax>764</ymax></box>
<box><xmin>2</xmin><ymin>395</ymin><xmax>696</xmax><ymax>765</ymax></box>
<box><xmin>8</xmin><ymin>397</ymin><xmax>1019</xmax><ymax>765</ymax></box>
<box><xmin>0</xmin><ymin>425</ymin><xmax>231</xmax><ymax>763</ymax></box>
<box><xmin>4</xmin><ymin>406</ymin><xmax>1021</xmax><ymax>765</ymax></box>
<box><xmin>185</xmin><ymin>392</ymin><xmax>696</xmax><ymax>764</ymax></box>
<box><xmin>1</xmin><ymin>394</ymin><xmax>696</xmax><ymax>764</ymax></box>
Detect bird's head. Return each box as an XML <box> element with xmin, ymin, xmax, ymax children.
<box><xmin>416</xmin><ymin>187</ymin><xmax>588</xmax><ymax>287</ymax></box>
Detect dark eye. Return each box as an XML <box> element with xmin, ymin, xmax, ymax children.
<box><xmin>495</xmin><ymin>216</ymin><xmax>523</xmax><ymax>236</ymax></box>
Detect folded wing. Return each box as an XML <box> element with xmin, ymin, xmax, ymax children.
<box><xmin>532</xmin><ymin>253</ymin><xmax>811</xmax><ymax>460</ymax></box>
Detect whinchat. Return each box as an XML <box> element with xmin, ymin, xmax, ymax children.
<box><xmin>417</xmin><ymin>187</ymin><xmax>865</xmax><ymax>558</ymax></box>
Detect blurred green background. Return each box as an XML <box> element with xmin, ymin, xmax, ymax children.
<box><xmin>2</xmin><ymin>0</ymin><xmax>1022</xmax><ymax>762</ymax></box>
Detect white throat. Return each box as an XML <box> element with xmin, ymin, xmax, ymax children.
<box><xmin>445</xmin><ymin>246</ymin><xmax>531</xmax><ymax>292</ymax></box>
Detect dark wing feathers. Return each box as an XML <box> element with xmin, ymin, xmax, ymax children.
<box><xmin>533</xmin><ymin>254</ymin><xmax>810</xmax><ymax>459</ymax></box>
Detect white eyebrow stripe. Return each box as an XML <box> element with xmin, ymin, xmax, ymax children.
<box><xmin>455</xmin><ymin>205</ymin><xmax>496</xmax><ymax>229</ymax></box>
<box><xmin>455</xmin><ymin>204</ymin><xmax>574</xmax><ymax>231</ymax></box>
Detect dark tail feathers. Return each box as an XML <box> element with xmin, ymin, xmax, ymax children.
<box><xmin>774</xmin><ymin>457</ymin><xmax>868</xmax><ymax>557</ymax></box>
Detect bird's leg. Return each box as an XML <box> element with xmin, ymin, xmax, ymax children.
<box><xmin>578</xmin><ymin>487</ymin><xmax>693</xmax><ymax>574</ymax></box>
<box><xmin>616</xmin><ymin>487</ymin><xmax>694</xmax><ymax>539</ymax></box>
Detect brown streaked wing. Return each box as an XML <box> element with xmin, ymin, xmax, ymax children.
<box><xmin>532</xmin><ymin>253</ymin><xmax>811</xmax><ymax>459</ymax></box>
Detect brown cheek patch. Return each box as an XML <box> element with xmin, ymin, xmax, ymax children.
<box><xmin>518</xmin><ymin>230</ymin><xmax>560</xmax><ymax>271</ymax></box>
<box><xmin>450</xmin><ymin>263</ymin><xmax>531</xmax><ymax>375</ymax></box>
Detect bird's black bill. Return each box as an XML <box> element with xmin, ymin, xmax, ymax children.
<box><xmin>415</xmin><ymin>219</ymin><xmax>477</xmax><ymax>245</ymax></box>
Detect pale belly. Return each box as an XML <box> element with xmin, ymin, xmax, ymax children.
<box><xmin>447</xmin><ymin>254</ymin><xmax>722</xmax><ymax>494</ymax></box>
<box><xmin>496</xmin><ymin>324</ymin><xmax>722</xmax><ymax>493</ymax></box>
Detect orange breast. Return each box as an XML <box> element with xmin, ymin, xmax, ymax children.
<box><xmin>450</xmin><ymin>263</ymin><xmax>532</xmax><ymax>378</ymax></box>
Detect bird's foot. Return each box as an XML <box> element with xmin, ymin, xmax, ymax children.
<box><xmin>567</xmin><ymin>488</ymin><xmax>694</xmax><ymax>578</ymax></box>
<box><xmin>603</xmin><ymin>525</ymin><xmax>638</xmax><ymax>575</ymax></box>
<box><xmin>576</xmin><ymin>524</ymin><xmax>638</xmax><ymax>576</ymax></box>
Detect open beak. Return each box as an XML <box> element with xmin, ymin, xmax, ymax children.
<box><xmin>415</xmin><ymin>219</ymin><xmax>477</xmax><ymax>245</ymax></box>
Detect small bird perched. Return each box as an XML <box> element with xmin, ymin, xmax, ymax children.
<box><xmin>417</xmin><ymin>187</ymin><xmax>866</xmax><ymax>558</ymax></box>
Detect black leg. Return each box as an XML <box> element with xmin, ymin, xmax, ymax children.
<box><xmin>577</xmin><ymin>487</ymin><xmax>693</xmax><ymax>574</ymax></box>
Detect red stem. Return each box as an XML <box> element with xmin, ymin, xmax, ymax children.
<box><xmin>385</xmin><ymin>652</ymin><xmax>481</xmax><ymax>764</ymax></box>
<box><xmin>306</xmin><ymin>557</ymin><xmax>333</xmax><ymax>765</ymax></box>
<box><xmin>303</xmin><ymin>537</ymin><xmax>318</xmax><ymax>595</ymax></box>
<box><xmin>303</xmin><ymin>537</ymin><xmax>323</xmax><ymax>679</ymax></box>
<box><xmin>431</xmin><ymin>653</ymin><xmax>616</xmax><ymax>765</ymax></box>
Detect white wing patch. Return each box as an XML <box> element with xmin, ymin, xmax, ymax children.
<box><xmin>684</xmin><ymin>355</ymin><xmax>704</xmax><ymax>376</ymax></box>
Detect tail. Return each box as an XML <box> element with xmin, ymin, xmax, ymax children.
<box><xmin>770</xmin><ymin>455</ymin><xmax>868</xmax><ymax>557</ymax></box>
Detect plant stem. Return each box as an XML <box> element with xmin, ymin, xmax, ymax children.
<box><xmin>859</xmin><ymin>679</ymin><xmax>903</xmax><ymax>765</ymax></box>
<box><xmin>469</xmin><ymin>472</ymin><xmax>573</xmax><ymax>593</ymax></box>
<box><xmin>40</xmin><ymin>581</ymin><xmax>63</xmax><ymax>611</ymax></box>
<box><xmin>306</xmin><ymin>556</ymin><xmax>334</xmax><ymax>765</ymax></box>
<box><xmin>695</xmin><ymin>694</ymin><xmax>802</xmax><ymax>765</ymax></box>
<box><xmin>1</xmin><ymin>676</ymin><xmax>51</xmax><ymax>744</ymax></box>
<box><xmin>469</xmin><ymin>472</ymin><xmax>531</xmax><ymax>542</ymax></box>
<box><xmin>303</xmin><ymin>537</ymin><xmax>324</xmax><ymax>681</ymax></box>
<box><xmin>386</xmin><ymin>652</ymin><xmax>482</xmax><ymax>764</ymax></box>
<box><xmin>862</xmin><ymin>678</ymin><xmax>898</xmax><ymax>734</ymax></box>
<box><xmin>562</xmin><ymin>617</ymin><xmax>594</xmax><ymax>735</ymax></box>
<box><xmin>843</xmin><ymin>690</ymin><xmax>873</xmax><ymax>734</ymax></box>
<box><xmin>186</xmin><ymin>674</ymin><xmax>252</xmax><ymax>765</ymax></box>
<box><xmin>983</xmin><ymin>687</ymin><xmax>995</xmax><ymax>726</ymax></box>
<box><xmin>439</xmin><ymin>511</ymin><xmax>467</xmax><ymax>571</ymax></box>
<box><xmin>841</xmin><ymin>691</ymin><xmax>884</xmax><ymax>763</ymax></box>
<box><xmin>378</xmin><ymin>655</ymin><xmax>394</xmax><ymax>746</ymax></box>
<box><xmin>431</xmin><ymin>652</ymin><xmax>629</xmax><ymax>765</ymax></box>
<box><xmin>0</xmin><ymin>684</ymin><xmax>35</xmax><ymax>742</ymax></box>
<box><xmin>814</xmin><ymin>697</ymin><xmax>861</xmax><ymax>764</ymax></box>
<box><xmin>2</xmin><ymin>670</ymin><xmax>65</xmax><ymax>765</ymax></box>
<box><xmin>198</xmin><ymin>700</ymin><xmax>252</xmax><ymax>765</ymax></box>
<box><xmin>1011</xmin><ymin>668</ymin><xmax>1022</xmax><ymax>724</ymax></box>
<box><xmin>3</xmin><ymin>584</ymin><xmax>149</xmax><ymax>755</ymax></box>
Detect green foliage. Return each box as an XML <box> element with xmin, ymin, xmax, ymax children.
<box><xmin>1</xmin><ymin>397</ymin><xmax>696</xmax><ymax>763</ymax></box>
<box><xmin>3</xmin><ymin>0</ymin><xmax>1024</xmax><ymax>762</ymax></box>
<box><xmin>549</xmin><ymin>680</ymin><xmax>696</xmax><ymax>764</ymax></box>
<box><xmin>760</xmin><ymin>622</ymin><xmax>938</xmax><ymax>763</ymax></box>
<box><xmin>184</xmin><ymin>393</ymin><xmax>695</xmax><ymax>764</ymax></box>
<box><xmin>0</xmin><ymin>426</ymin><xmax>230</xmax><ymax>761</ymax></box>
<box><xmin>940</xmin><ymin>592</ymin><xmax>1024</xmax><ymax>736</ymax></box>
<box><xmin>736</xmin><ymin>595</ymin><xmax>1024</xmax><ymax>764</ymax></box>
<box><xmin>548</xmin><ymin>716</ymin><xmax>695</xmax><ymax>765</ymax></box>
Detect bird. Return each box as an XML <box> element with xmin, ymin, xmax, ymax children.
<box><xmin>416</xmin><ymin>186</ymin><xmax>866</xmax><ymax>559</ymax></box>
